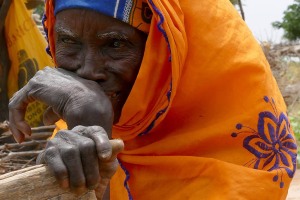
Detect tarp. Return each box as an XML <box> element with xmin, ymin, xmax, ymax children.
<box><xmin>5</xmin><ymin>0</ymin><xmax>54</xmax><ymax>127</ymax></box>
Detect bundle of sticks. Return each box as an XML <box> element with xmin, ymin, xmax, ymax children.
<box><xmin>0</xmin><ymin>121</ymin><xmax>54</xmax><ymax>175</ymax></box>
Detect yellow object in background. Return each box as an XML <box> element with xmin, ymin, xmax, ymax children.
<box><xmin>5</xmin><ymin>0</ymin><xmax>54</xmax><ymax>127</ymax></box>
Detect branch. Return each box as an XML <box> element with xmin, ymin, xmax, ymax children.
<box><xmin>237</xmin><ymin>0</ymin><xmax>245</xmax><ymax>20</ymax></box>
<box><xmin>0</xmin><ymin>140</ymin><xmax>46</xmax><ymax>151</ymax></box>
<box><xmin>0</xmin><ymin>150</ymin><xmax>42</xmax><ymax>164</ymax></box>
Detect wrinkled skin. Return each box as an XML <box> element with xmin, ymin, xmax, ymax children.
<box><xmin>9</xmin><ymin>8</ymin><xmax>147</xmax><ymax>198</ymax></box>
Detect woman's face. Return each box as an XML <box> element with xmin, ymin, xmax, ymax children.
<box><xmin>54</xmin><ymin>8</ymin><xmax>147</xmax><ymax>123</ymax></box>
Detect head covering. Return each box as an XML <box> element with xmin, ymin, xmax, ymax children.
<box><xmin>54</xmin><ymin>0</ymin><xmax>152</xmax><ymax>31</ymax></box>
<box><xmin>46</xmin><ymin>0</ymin><xmax>298</xmax><ymax>199</ymax></box>
<box><xmin>43</xmin><ymin>0</ymin><xmax>151</xmax><ymax>60</ymax></box>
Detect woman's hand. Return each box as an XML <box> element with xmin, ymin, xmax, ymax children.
<box><xmin>8</xmin><ymin>67</ymin><xmax>120</xmax><ymax>198</ymax></box>
<box><xmin>37</xmin><ymin>126</ymin><xmax>124</xmax><ymax>198</ymax></box>
<box><xmin>9</xmin><ymin>67</ymin><xmax>113</xmax><ymax>143</ymax></box>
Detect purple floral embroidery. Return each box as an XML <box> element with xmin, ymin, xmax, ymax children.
<box><xmin>231</xmin><ymin>96</ymin><xmax>297</xmax><ymax>188</ymax></box>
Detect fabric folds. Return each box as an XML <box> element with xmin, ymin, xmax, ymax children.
<box><xmin>43</xmin><ymin>0</ymin><xmax>298</xmax><ymax>199</ymax></box>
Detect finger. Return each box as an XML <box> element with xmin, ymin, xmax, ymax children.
<box><xmin>95</xmin><ymin>177</ymin><xmax>110</xmax><ymax>200</ymax></box>
<box><xmin>36</xmin><ymin>150</ymin><xmax>46</xmax><ymax>164</ymax></box>
<box><xmin>55</xmin><ymin>130</ymin><xmax>101</xmax><ymax>192</ymax></box>
<box><xmin>59</xmin><ymin>143</ymin><xmax>87</xmax><ymax>194</ymax></box>
<box><xmin>95</xmin><ymin>140</ymin><xmax>124</xmax><ymax>199</ymax></box>
<box><xmin>98</xmin><ymin>140</ymin><xmax>123</xmax><ymax>180</ymax></box>
<box><xmin>77</xmin><ymin>136</ymin><xmax>100</xmax><ymax>190</ymax></box>
<box><xmin>72</xmin><ymin>126</ymin><xmax>112</xmax><ymax>161</ymax></box>
<box><xmin>9</xmin><ymin>90</ymin><xmax>33</xmax><ymax>139</ymax></box>
<box><xmin>109</xmin><ymin>139</ymin><xmax>124</xmax><ymax>161</ymax></box>
<box><xmin>43</xmin><ymin>107</ymin><xmax>60</xmax><ymax>125</ymax></box>
<box><xmin>53</xmin><ymin>132</ymin><xmax>87</xmax><ymax>194</ymax></box>
<box><xmin>43</xmin><ymin>141</ymin><xmax>69</xmax><ymax>189</ymax></box>
<box><xmin>8</xmin><ymin>123</ymin><xmax>25</xmax><ymax>143</ymax></box>
<box><xmin>79</xmin><ymin>138</ymin><xmax>124</xmax><ymax>189</ymax></box>
<box><xmin>96</xmin><ymin>159</ymin><xmax>119</xmax><ymax>199</ymax></box>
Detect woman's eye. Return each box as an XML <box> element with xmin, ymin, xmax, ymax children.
<box><xmin>61</xmin><ymin>38</ymin><xmax>77</xmax><ymax>44</ymax></box>
<box><xmin>110</xmin><ymin>40</ymin><xmax>125</xmax><ymax>48</ymax></box>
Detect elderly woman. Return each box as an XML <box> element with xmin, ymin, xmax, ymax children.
<box><xmin>9</xmin><ymin>0</ymin><xmax>297</xmax><ymax>199</ymax></box>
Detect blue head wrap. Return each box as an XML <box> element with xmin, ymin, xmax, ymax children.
<box><xmin>54</xmin><ymin>0</ymin><xmax>152</xmax><ymax>32</ymax></box>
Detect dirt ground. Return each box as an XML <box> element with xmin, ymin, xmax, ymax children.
<box><xmin>287</xmin><ymin>170</ymin><xmax>300</xmax><ymax>200</ymax></box>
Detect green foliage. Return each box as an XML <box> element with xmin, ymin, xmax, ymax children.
<box><xmin>290</xmin><ymin>115</ymin><xmax>300</xmax><ymax>166</ymax></box>
<box><xmin>272</xmin><ymin>0</ymin><xmax>300</xmax><ymax>41</ymax></box>
<box><xmin>33</xmin><ymin>4</ymin><xmax>44</xmax><ymax>18</ymax></box>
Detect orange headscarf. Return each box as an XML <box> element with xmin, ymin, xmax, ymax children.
<box><xmin>44</xmin><ymin>0</ymin><xmax>298</xmax><ymax>199</ymax></box>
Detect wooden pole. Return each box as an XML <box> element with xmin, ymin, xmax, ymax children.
<box><xmin>237</xmin><ymin>0</ymin><xmax>245</xmax><ymax>20</ymax></box>
<box><xmin>0</xmin><ymin>165</ymin><xmax>97</xmax><ymax>200</ymax></box>
<box><xmin>0</xmin><ymin>0</ymin><xmax>11</xmax><ymax>122</ymax></box>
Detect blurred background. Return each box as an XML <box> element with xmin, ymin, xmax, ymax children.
<box><xmin>231</xmin><ymin>0</ymin><xmax>300</xmax><ymax>167</ymax></box>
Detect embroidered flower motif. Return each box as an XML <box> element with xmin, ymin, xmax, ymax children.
<box><xmin>231</xmin><ymin>96</ymin><xmax>297</xmax><ymax>188</ymax></box>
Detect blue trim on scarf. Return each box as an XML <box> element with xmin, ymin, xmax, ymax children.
<box><xmin>138</xmin><ymin>1</ymin><xmax>173</xmax><ymax>136</ymax></box>
<box><xmin>54</xmin><ymin>0</ymin><xmax>117</xmax><ymax>17</ymax></box>
<box><xmin>139</xmin><ymin>81</ymin><xmax>172</xmax><ymax>136</ymax></box>
<box><xmin>148</xmin><ymin>0</ymin><xmax>170</xmax><ymax>51</ymax></box>
<box><xmin>118</xmin><ymin>160</ymin><xmax>134</xmax><ymax>200</ymax></box>
<box><xmin>42</xmin><ymin>13</ymin><xmax>52</xmax><ymax>57</ymax></box>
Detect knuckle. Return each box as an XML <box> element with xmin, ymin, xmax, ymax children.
<box><xmin>35</xmin><ymin>68</ymin><xmax>44</xmax><ymax>75</ymax></box>
<box><xmin>44</xmin><ymin>148</ymin><xmax>68</xmax><ymax>179</ymax></box>
<box><xmin>44</xmin><ymin>146</ymin><xmax>57</xmax><ymax>161</ymax></box>
<box><xmin>72</xmin><ymin>125</ymin><xmax>85</xmax><ymax>132</ymax></box>
<box><xmin>90</xmin><ymin>125</ymin><xmax>106</xmax><ymax>133</ymax></box>
<box><xmin>55</xmin><ymin>130</ymin><xmax>72</xmax><ymax>141</ymax></box>
<box><xmin>79</xmin><ymin>139</ymin><xmax>95</xmax><ymax>152</ymax></box>
<box><xmin>61</xmin><ymin>145</ymin><xmax>78</xmax><ymax>159</ymax></box>
<box><xmin>8</xmin><ymin>100</ymin><xmax>16</xmax><ymax>109</ymax></box>
<box><xmin>55</xmin><ymin>130</ymin><xmax>67</xmax><ymax>137</ymax></box>
<box><xmin>44</xmin><ymin>66</ymin><xmax>52</xmax><ymax>71</ymax></box>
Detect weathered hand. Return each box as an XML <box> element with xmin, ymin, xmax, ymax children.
<box><xmin>37</xmin><ymin>126</ymin><xmax>124</xmax><ymax>198</ymax></box>
<box><xmin>9</xmin><ymin>67</ymin><xmax>113</xmax><ymax>143</ymax></box>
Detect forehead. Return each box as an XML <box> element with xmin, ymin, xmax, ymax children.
<box><xmin>54</xmin><ymin>8</ymin><xmax>134</xmax><ymax>35</ymax></box>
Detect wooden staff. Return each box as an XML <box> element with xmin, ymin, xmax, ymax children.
<box><xmin>0</xmin><ymin>165</ymin><xmax>97</xmax><ymax>200</ymax></box>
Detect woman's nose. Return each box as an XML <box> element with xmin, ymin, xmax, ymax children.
<box><xmin>76</xmin><ymin>58</ymin><xmax>108</xmax><ymax>81</ymax></box>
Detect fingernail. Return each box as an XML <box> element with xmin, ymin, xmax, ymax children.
<box><xmin>12</xmin><ymin>135</ymin><xmax>21</xmax><ymax>144</ymax></box>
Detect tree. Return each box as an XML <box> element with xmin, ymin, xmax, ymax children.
<box><xmin>272</xmin><ymin>0</ymin><xmax>300</xmax><ymax>41</ymax></box>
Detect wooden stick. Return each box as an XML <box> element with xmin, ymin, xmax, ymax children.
<box><xmin>0</xmin><ymin>164</ymin><xmax>97</xmax><ymax>200</ymax></box>
<box><xmin>0</xmin><ymin>140</ymin><xmax>46</xmax><ymax>150</ymax></box>
<box><xmin>0</xmin><ymin>150</ymin><xmax>42</xmax><ymax>164</ymax></box>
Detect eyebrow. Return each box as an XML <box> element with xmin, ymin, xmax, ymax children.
<box><xmin>55</xmin><ymin>26</ymin><xmax>79</xmax><ymax>38</ymax></box>
<box><xmin>97</xmin><ymin>32</ymin><xmax>128</xmax><ymax>41</ymax></box>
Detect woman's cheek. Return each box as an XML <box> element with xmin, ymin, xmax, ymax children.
<box><xmin>55</xmin><ymin>48</ymin><xmax>80</xmax><ymax>70</ymax></box>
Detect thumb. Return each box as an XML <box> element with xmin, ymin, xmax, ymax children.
<box><xmin>43</xmin><ymin>107</ymin><xmax>60</xmax><ymax>125</ymax></box>
<box><xmin>95</xmin><ymin>139</ymin><xmax>124</xmax><ymax>199</ymax></box>
<box><xmin>108</xmin><ymin>139</ymin><xmax>124</xmax><ymax>161</ymax></box>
